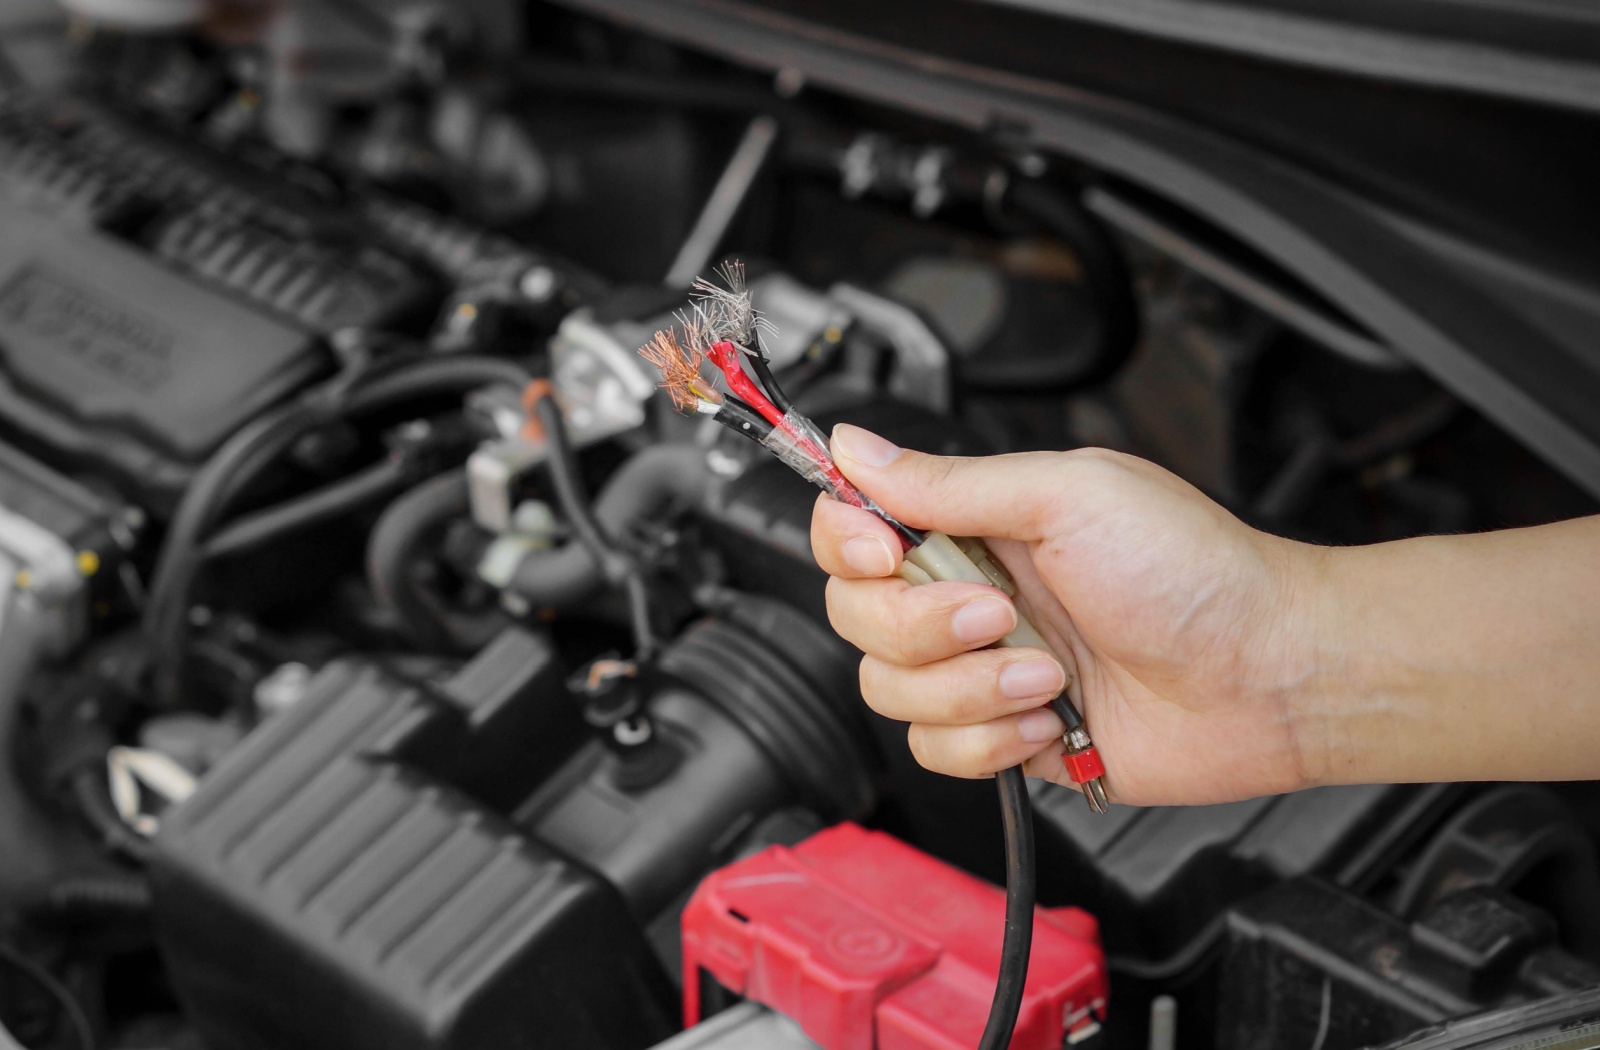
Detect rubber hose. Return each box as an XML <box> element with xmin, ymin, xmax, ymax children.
<box><xmin>992</xmin><ymin>179</ymin><xmax>1141</xmax><ymax>391</ymax></box>
<box><xmin>70</xmin><ymin>769</ymin><xmax>152</xmax><ymax>867</ymax></box>
<box><xmin>0</xmin><ymin>942</ymin><xmax>95</xmax><ymax>1050</ymax></box>
<box><xmin>365</xmin><ymin>470</ymin><xmax>473</xmax><ymax>651</ymax></box>
<box><xmin>506</xmin><ymin>444</ymin><xmax>711</xmax><ymax>609</ymax></box>
<box><xmin>202</xmin><ymin>456</ymin><xmax>410</xmax><ymax>560</ymax></box>
<box><xmin>147</xmin><ymin>354</ymin><xmax>533</xmax><ymax>705</ymax></box>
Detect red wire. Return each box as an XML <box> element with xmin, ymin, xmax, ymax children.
<box><xmin>704</xmin><ymin>340</ymin><xmax>901</xmax><ymax>540</ymax></box>
<box><xmin>706</xmin><ymin>341</ymin><xmax>784</xmax><ymax>427</ymax></box>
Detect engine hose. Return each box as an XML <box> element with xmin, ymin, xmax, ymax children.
<box><xmin>202</xmin><ymin>455</ymin><xmax>411</xmax><ymax>560</ymax></box>
<box><xmin>659</xmin><ymin>601</ymin><xmax>877</xmax><ymax>821</ymax></box>
<box><xmin>0</xmin><ymin>942</ymin><xmax>95</xmax><ymax>1050</ymax></box>
<box><xmin>505</xmin><ymin>443</ymin><xmax>711</xmax><ymax>611</ymax></box>
<box><xmin>146</xmin><ymin>354</ymin><xmax>533</xmax><ymax>706</ymax></box>
<box><xmin>365</xmin><ymin>469</ymin><xmax>475</xmax><ymax>652</ymax></box>
<box><xmin>985</xmin><ymin>179</ymin><xmax>1141</xmax><ymax>391</ymax></box>
<box><xmin>981</xmin><ymin>767</ymin><xmax>1036</xmax><ymax>1050</ymax></box>
<box><xmin>69</xmin><ymin>768</ymin><xmax>152</xmax><ymax>867</ymax></box>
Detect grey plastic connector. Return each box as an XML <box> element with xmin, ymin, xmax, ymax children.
<box><xmin>896</xmin><ymin>530</ymin><xmax>1109</xmax><ymax>813</ymax></box>
<box><xmin>896</xmin><ymin>532</ymin><xmax>1069</xmax><ymax>681</ymax></box>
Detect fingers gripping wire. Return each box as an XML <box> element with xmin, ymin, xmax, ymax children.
<box><xmin>647</xmin><ymin>265</ymin><xmax>1107</xmax><ymax>801</ymax></box>
<box><xmin>639</xmin><ymin>262</ymin><xmax>1112</xmax><ymax>1050</ymax></box>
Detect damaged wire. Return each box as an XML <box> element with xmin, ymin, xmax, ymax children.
<box><xmin>639</xmin><ymin>263</ymin><xmax>1109</xmax><ymax>1050</ymax></box>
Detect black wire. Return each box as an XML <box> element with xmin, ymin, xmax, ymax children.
<box><xmin>886</xmin><ymin>518</ymin><xmax>926</xmax><ymax>551</ymax></box>
<box><xmin>980</xmin><ymin>766</ymin><xmax>1036</xmax><ymax>1050</ymax></box>
<box><xmin>533</xmin><ymin>396</ymin><xmax>657</xmax><ymax>662</ymax></box>
<box><xmin>146</xmin><ymin>354</ymin><xmax>533</xmax><ymax>706</ymax></box>
<box><xmin>709</xmin><ymin>397</ymin><xmax>926</xmax><ymax>549</ymax></box>
<box><xmin>711</xmin><ymin>396</ymin><xmax>776</xmax><ymax>441</ymax></box>
<box><xmin>201</xmin><ymin>456</ymin><xmax>410</xmax><ymax>560</ymax></box>
<box><xmin>748</xmin><ymin>357</ymin><xmax>794</xmax><ymax>416</ymax></box>
<box><xmin>0</xmin><ymin>943</ymin><xmax>95</xmax><ymax>1050</ymax></box>
<box><xmin>1048</xmin><ymin>694</ymin><xmax>1085</xmax><ymax>733</ymax></box>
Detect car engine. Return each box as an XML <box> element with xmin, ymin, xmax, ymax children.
<box><xmin>1</xmin><ymin>2</ymin><xmax>1599</xmax><ymax>1049</ymax></box>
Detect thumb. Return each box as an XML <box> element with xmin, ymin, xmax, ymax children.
<box><xmin>830</xmin><ymin>424</ymin><xmax>1068</xmax><ymax>541</ymax></box>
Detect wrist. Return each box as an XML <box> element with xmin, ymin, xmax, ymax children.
<box><xmin>1270</xmin><ymin>536</ymin><xmax>1458</xmax><ymax>789</ymax></box>
<box><xmin>1252</xmin><ymin>535</ymin><xmax>1366</xmax><ymax>791</ymax></box>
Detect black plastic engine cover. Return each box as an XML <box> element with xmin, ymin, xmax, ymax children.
<box><xmin>0</xmin><ymin>196</ymin><xmax>321</xmax><ymax>496</ymax></box>
<box><xmin>1219</xmin><ymin>878</ymin><xmax>1600</xmax><ymax>1050</ymax></box>
<box><xmin>149</xmin><ymin>631</ymin><xmax>675</xmax><ymax>1050</ymax></box>
<box><xmin>1030</xmin><ymin>781</ymin><xmax>1459</xmax><ymax>969</ymax></box>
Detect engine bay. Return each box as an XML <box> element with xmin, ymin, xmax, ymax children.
<box><xmin>2</xmin><ymin>2</ymin><xmax>1599</xmax><ymax>1048</ymax></box>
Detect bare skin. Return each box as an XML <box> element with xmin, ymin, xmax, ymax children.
<box><xmin>811</xmin><ymin>424</ymin><xmax>1600</xmax><ymax>806</ymax></box>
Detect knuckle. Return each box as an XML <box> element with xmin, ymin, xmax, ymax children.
<box><xmin>1065</xmin><ymin>446</ymin><xmax>1140</xmax><ymax>483</ymax></box>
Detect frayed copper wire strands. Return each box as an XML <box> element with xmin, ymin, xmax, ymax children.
<box><xmin>691</xmin><ymin>261</ymin><xmax>776</xmax><ymax>353</ymax></box>
<box><xmin>639</xmin><ymin>328</ymin><xmax>715</xmax><ymax>412</ymax></box>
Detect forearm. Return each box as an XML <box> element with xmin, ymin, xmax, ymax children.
<box><xmin>1293</xmin><ymin>516</ymin><xmax>1600</xmax><ymax>786</ymax></box>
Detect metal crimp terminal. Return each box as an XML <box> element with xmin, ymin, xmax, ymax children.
<box><xmin>1064</xmin><ymin>727</ymin><xmax>1110</xmax><ymax>815</ymax></box>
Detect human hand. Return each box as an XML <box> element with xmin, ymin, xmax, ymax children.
<box><xmin>811</xmin><ymin>424</ymin><xmax>1328</xmax><ymax>807</ymax></box>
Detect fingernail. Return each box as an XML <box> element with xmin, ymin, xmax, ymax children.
<box><xmin>832</xmin><ymin>424</ymin><xmax>902</xmax><ymax>468</ymax></box>
<box><xmin>843</xmin><ymin>535</ymin><xmax>896</xmax><ymax>576</ymax></box>
<box><xmin>1017</xmin><ymin>708</ymin><xmax>1066</xmax><ymax>743</ymax></box>
<box><xmin>1000</xmin><ymin>657</ymin><xmax>1065</xmax><ymax>700</ymax></box>
<box><xmin>951</xmin><ymin>597</ymin><xmax>1016</xmax><ymax>644</ymax></box>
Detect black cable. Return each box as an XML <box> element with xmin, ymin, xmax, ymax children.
<box><xmin>202</xmin><ymin>456</ymin><xmax>410</xmax><ymax>560</ymax></box>
<box><xmin>0</xmin><ymin>942</ymin><xmax>95</xmax><ymax>1050</ymax></box>
<box><xmin>712</xmin><ymin>396</ymin><xmax>776</xmax><ymax>441</ymax></box>
<box><xmin>532</xmin><ymin>397</ymin><xmax>628</xmax><ymax>583</ymax></box>
<box><xmin>505</xmin><ymin>445</ymin><xmax>712</xmax><ymax>611</ymax></box>
<box><xmin>1048</xmin><ymin>694</ymin><xmax>1085</xmax><ymax>733</ymax></box>
<box><xmin>532</xmin><ymin>395</ymin><xmax>657</xmax><ymax>661</ymax></box>
<box><xmin>980</xmin><ymin>766</ymin><xmax>1036</xmax><ymax>1050</ymax></box>
<box><xmin>747</xmin><ymin>357</ymin><xmax>794</xmax><ymax>416</ymax></box>
<box><xmin>146</xmin><ymin>354</ymin><xmax>533</xmax><ymax>706</ymax></box>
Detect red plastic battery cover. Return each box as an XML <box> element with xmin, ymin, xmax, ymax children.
<box><xmin>681</xmin><ymin>822</ymin><xmax>1108</xmax><ymax>1050</ymax></box>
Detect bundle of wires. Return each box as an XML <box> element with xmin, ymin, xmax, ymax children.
<box><xmin>640</xmin><ymin>264</ymin><xmax>923</xmax><ymax>549</ymax></box>
<box><xmin>639</xmin><ymin>264</ymin><xmax>1052</xmax><ymax>1050</ymax></box>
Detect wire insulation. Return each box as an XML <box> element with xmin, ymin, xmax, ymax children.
<box><xmin>980</xmin><ymin>766</ymin><xmax>1036</xmax><ymax>1050</ymax></box>
<box><xmin>202</xmin><ymin>456</ymin><xmax>410</xmax><ymax>560</ymax></box>
<box><xmin>146</xmin><ymin>354</ymin><xmax>533</xmax><ymax>705</ymax></box>
<box><xmin>532</xmin><ymin>395</ymin><xmax>657</xmax><ymax>661</ymax></box>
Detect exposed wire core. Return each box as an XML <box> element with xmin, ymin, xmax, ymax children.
<box><xmin>639</xmin><ymin>265</ymin><xmax>922</xmax><ymax>550</ymax></box>
<box><xmin>640</xmin><ymin>328</ymin><xmax>720</xmax><ymax>412</ymax></box>
<box><xmin>691</xmin><ymin>261</ymin><xmax>775</xmax><ymax>355</ymax></box>
<box><xmin>640</xmin><ymin>265</ymin><xmax>1073</xmax><ymax>1050</ymax></box>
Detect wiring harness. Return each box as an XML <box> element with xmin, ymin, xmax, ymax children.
<box><xmin>639</xmin><ymin>263</ymin><xmax>1109</xmax><ymax>1050</ymax></box>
